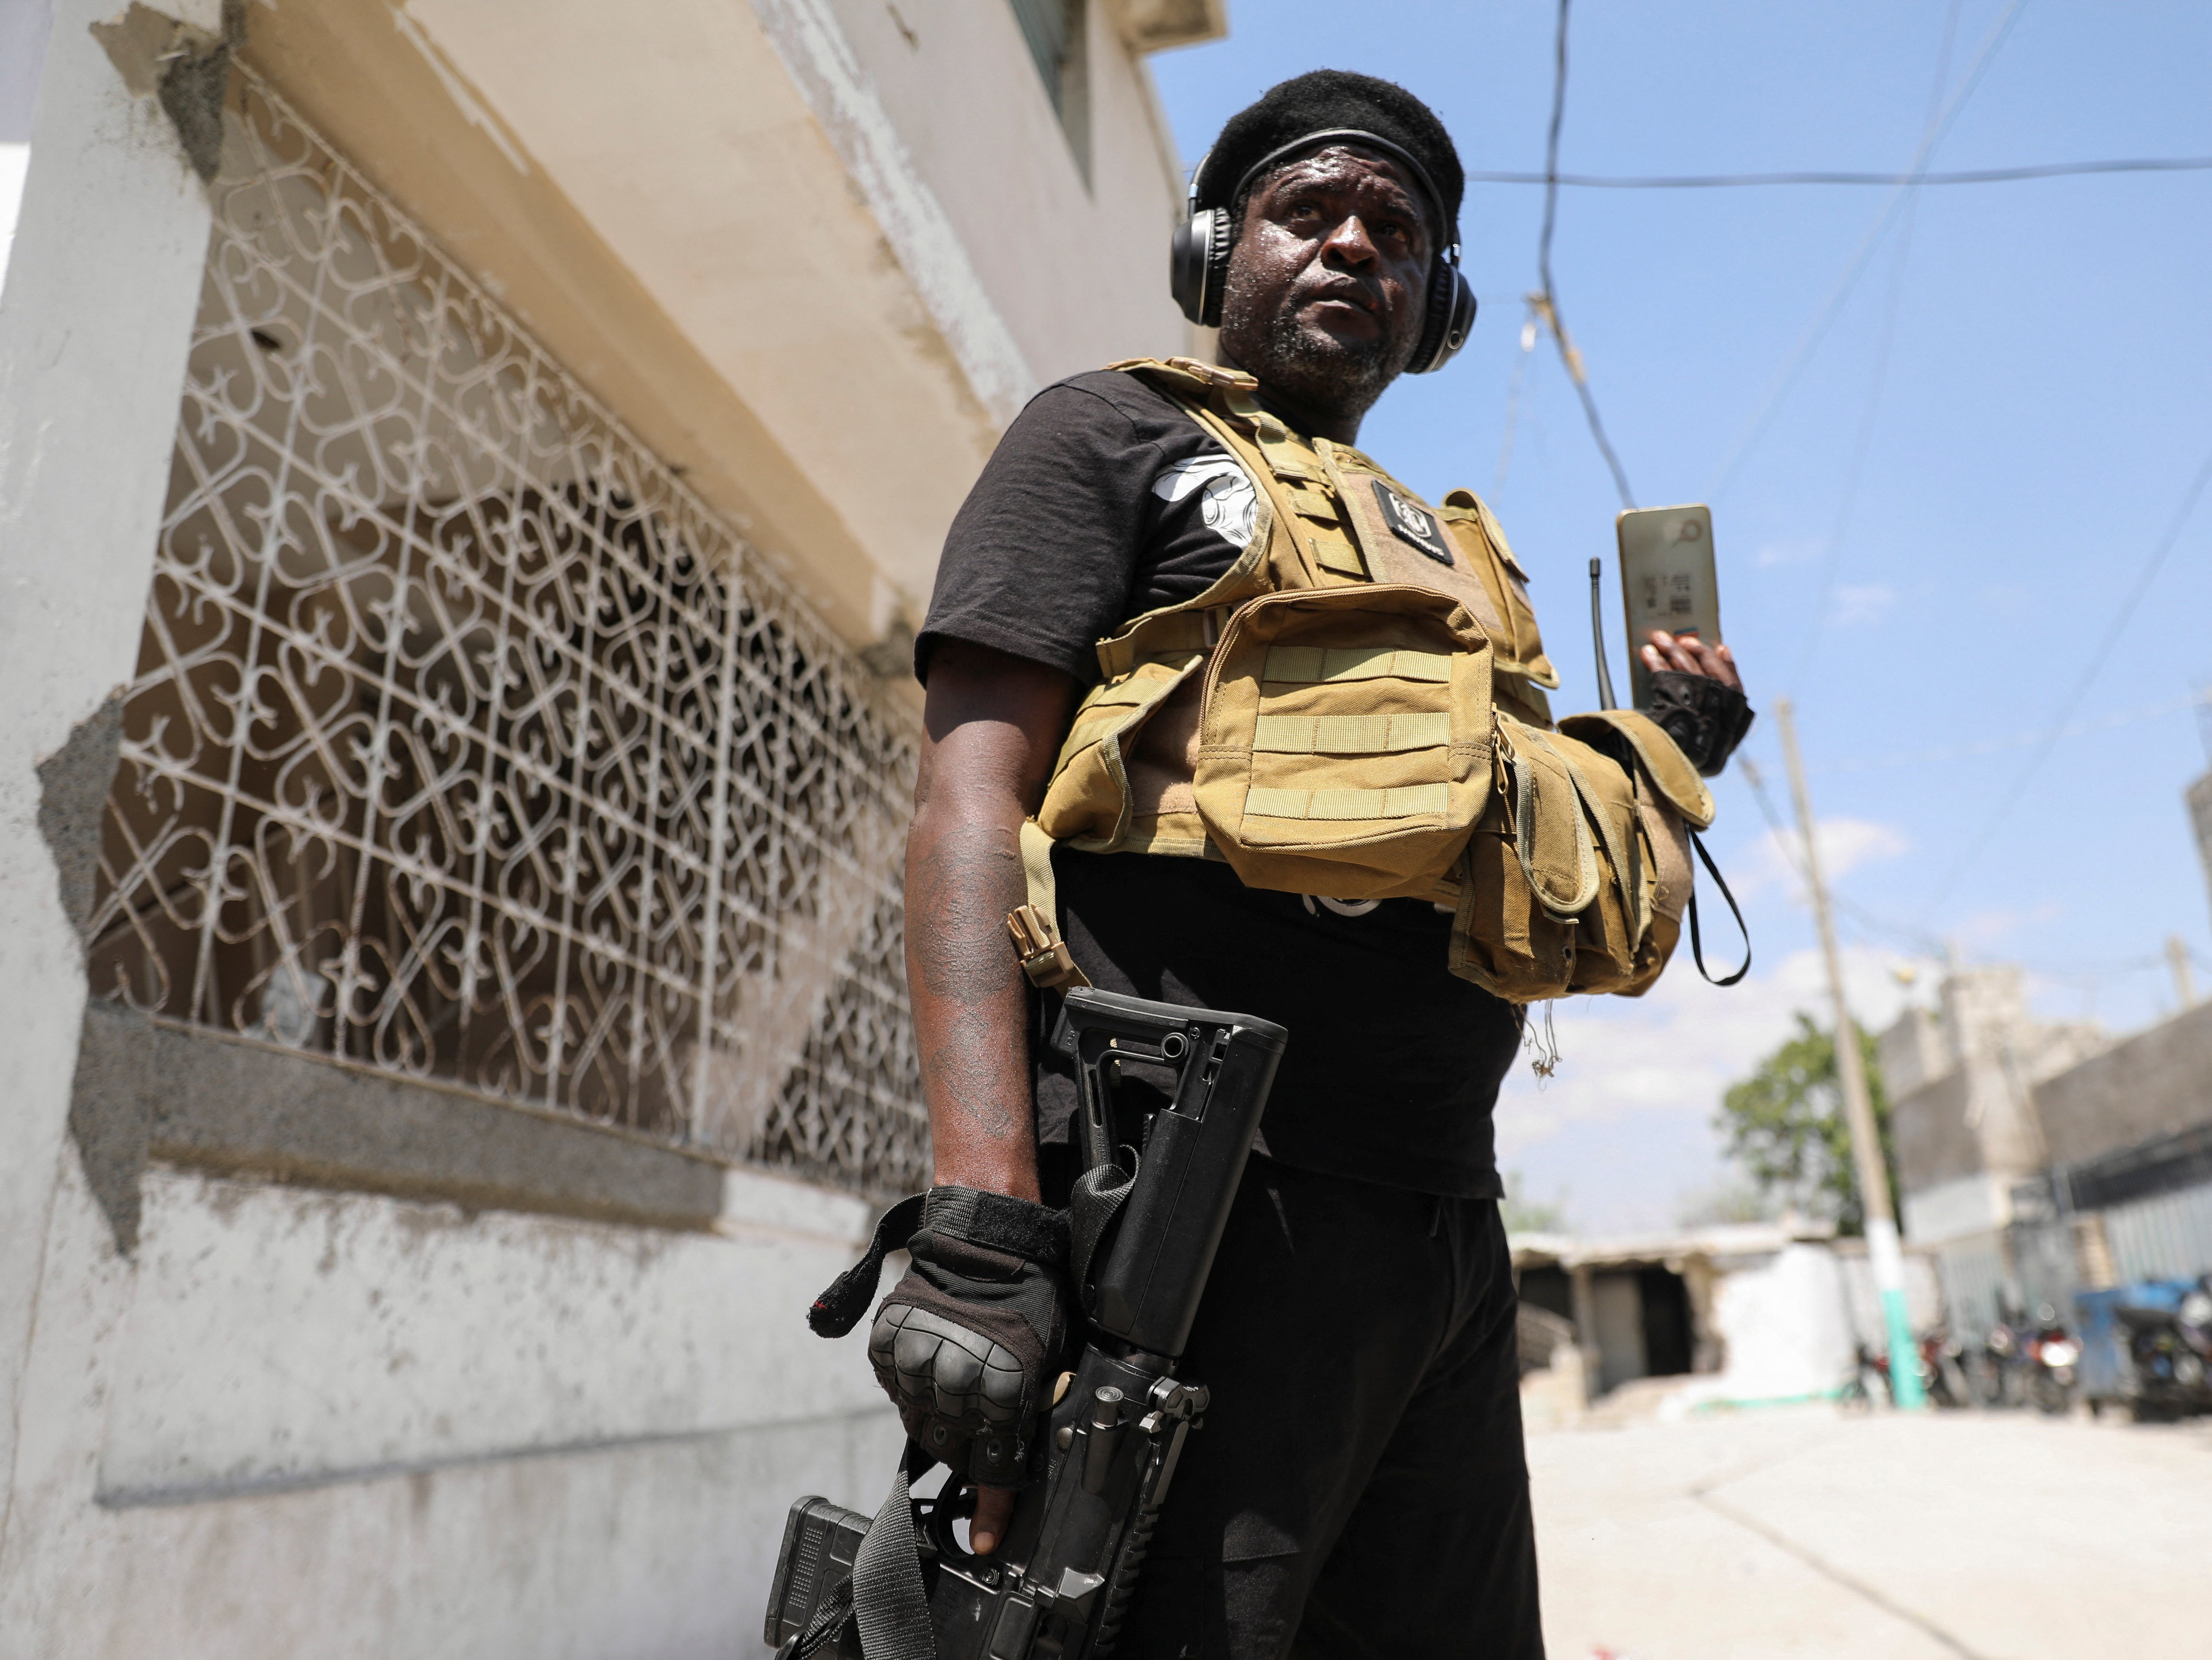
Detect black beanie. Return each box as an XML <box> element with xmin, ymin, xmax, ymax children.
<box><xmin>1193</xmin><ymin>70</ymin><xmax>1463</xmax><ymax>240</ymax></box>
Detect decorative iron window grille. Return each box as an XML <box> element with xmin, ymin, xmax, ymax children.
<box><xmin>88</xmin><ymin>75</ymin><xmax>927</xmax><ymax>1195</ymax></box>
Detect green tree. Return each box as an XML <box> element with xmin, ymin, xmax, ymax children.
<box><xmin>1499</xmin><ymin>1171</ymin><xmax>1571</xmax><ymax>1235</ymax></box>
<box><xmin>1716</xmin><ymin>1014</ymin><xmax>1897</xmax><ymax>1236</ymax></box>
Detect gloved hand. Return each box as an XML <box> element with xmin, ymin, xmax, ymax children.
<box><xmin>854</xmin><ymin>1188</ymin><xmax>1071</xmax><ymax>1488</ymax></box>
<box><xmin>1646</xmin><ymin>669</ymin><xmax>1755</xmax><ymax>777</ymax></box>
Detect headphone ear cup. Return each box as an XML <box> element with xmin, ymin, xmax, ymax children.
<box><xmin>1203</xmin><ymin>209</ymin><xmax>1233</xmax><ymax>328</ymax></box>
<box><xmin>1407</xmin><ymin>264</ymin><xmax>1477</xmax><ymax>374</ymax></box>
<box><xmin>1169</xmin><ymin>207</ymin><xmax>1233</xmax><ymax>328</ymax></box>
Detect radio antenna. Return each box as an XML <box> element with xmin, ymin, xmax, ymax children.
<box><xmin>1588</xmin><ymin>556</ymin><xmax>1618</xmax><ymax>710</ymax></box>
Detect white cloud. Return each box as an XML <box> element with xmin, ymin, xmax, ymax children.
<box><xmin>1949</xmin><ymin>900</ymin><xmax>2065</xmax><ymax>951</ymax></box>
<box><xmin>1732</xmin><ymin>816</ymin><xmax>1910</xmax><ymax>902</ymax></box>
<box><xmin>1832</xmin><ymin>582</ymin><xmax>1894</xmax><ymax>626</ymax></box>
<box><xmin>1752</xmin><ymin>537</ymin><xmax>1821</xmax><ymax>568</ymax></box>
<box><xmin>1495</xmin><ymin>946</ymin><xmax>1930</xmax><ymax>1233</ymax></box>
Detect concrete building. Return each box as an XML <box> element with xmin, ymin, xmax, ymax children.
<box><xmin>1888</xmin><ymin>955</ymin><xmax>2212</xmax><ymax>1330</ymax></box>
<box><xmin>0</xmin><ymin>0</ymin><xmax>1213</xmax><ymax>1652</ymax></box>
<box><xmin>1511</xmin><ymin>1222</ymin><xmax>1941</xmax><ymax>1420</ymax></box>
<box><xmin>1880</xmin><ymin>966</ymin><xmax>2102</xmax><ymax>1330</ymax></box>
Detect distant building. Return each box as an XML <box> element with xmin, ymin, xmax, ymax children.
<box><xmin>1887</xmin><ymin>959</ymin><xmax>2212</xmax><ymax>1333</ymax></box>
<box><xmin>1510</xmin><ymin>1221</ymin><xmax>1942</xmax><ymax>1418</ymax></box>
<box><xmin>0</xmin><ymin>1</ymin><xmax>1215</xmax><ymax>1651</ymax></box>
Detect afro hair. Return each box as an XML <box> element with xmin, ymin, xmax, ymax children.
<box><xmin>1194</xmin><ymin>70</ymin><xmax>1463</xmax><ymax>241</ymax></box>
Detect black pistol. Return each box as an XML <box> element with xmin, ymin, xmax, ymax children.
<box><xmin>764</xmin><ymin>987</ymin><xmax>1285</xmax><ymax>1660</ymax></box>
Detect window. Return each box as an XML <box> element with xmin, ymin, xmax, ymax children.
<box><xmin>1007</xmin><ymin>0</ymin><xmax>1090</xmax><ymax>179</ymax></box>
<box><xmin>87</xmin><ymin>76</ymin><xmax>928</xmax><ymax>1196</ymax></box>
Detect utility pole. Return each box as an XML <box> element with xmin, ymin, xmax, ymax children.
<box><xmin>1774</xmin><ymin>698</ymin><xmax>1926</xmax><ymax>1409</ymax></box>
<box><xmin>2168</xmin><ymin>934</ymin><xmax>2197</xmax><ymax>1011</ymax></box>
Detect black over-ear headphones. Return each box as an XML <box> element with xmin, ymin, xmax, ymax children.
<box><xmin>1169</xmin><ymin>127</ymin><xmax>1476</xmax><ymax>375</ymax></box>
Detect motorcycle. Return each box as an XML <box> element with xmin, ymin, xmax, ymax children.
<box><xmin>1838</xmin><ymin>1330</ymin><xmax>1968</xmax><ymax>1411</ymax></box>
<box><xmin>1920</xmin><ymin>1328</ymin><xmax>1972</xmax><ymax>1409</ymax></box>
<box><xmin>2117</xmin><ymin>1278</ymin><xmax>2212</xmax><ymax>1422</ymax></box>
<box><xmin>1970</xmin><ymin>1319</ymin><xmax>2026</xmax><ymax>1409</ymax></box>
<box><xmin>2024</xmin><ymin>1305</ymin><xmax>2079</xmax><ymax>1416</ymax></box>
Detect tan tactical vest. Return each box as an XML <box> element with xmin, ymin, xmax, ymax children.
<box><xmin>1004</xmin><ymin>357</ymin><xmax>1717</xmax><ymax>1004</ymax></box>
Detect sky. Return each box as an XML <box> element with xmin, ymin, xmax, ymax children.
<box><xmin>1151</xmin><ymin>0</ymin><xmax>2212</xmax><ymax>1230</ymax></box>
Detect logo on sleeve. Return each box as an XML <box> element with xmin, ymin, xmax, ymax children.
<box><xmin>1154</xmin><ymin>454</ymin><xmax>1258</xmax><ymax>548</ymax></box>
<box><xmin>1373</xmin><ymin>481</ymin><xmax>1452</xmax><ymax>565</ymax></box>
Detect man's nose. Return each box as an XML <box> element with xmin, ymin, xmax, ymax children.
<box><xmin>1321</xmin><ymin>215</ymin><xmax>1379</xmax><ymax>267</ymax></box>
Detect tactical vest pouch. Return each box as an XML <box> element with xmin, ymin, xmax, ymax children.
<box><xmin>1450</xmin><ymin>717</ymin><xmax>1655</xmax><ymax>1000</ymax></box>
<box><xmin>1035</xmin><ymin>653</ymin><xmax>1206</xmax><ymax>852</ymax></box>
<box><xmin>1555</xmin><ymin>707</ymin><xmax>1717</xmax><ymax>985</ymax></box>
<box><xmin>1191</xmin><ymin>585</ymin><xmax>1494</xmax><ymax>901</ymax></box>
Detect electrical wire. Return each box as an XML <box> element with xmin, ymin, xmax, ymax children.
<box><xmin>1465</xmin><ymin>157</ymin><xmax>2212</xmax><ymax>189</ymax></box>
<box><xmin>1790</xmin><ymin>0</ymin><xmax>1961</xmax><ymax>692</ymax></box>
<box><xmin>1918</xmin><ymin>434</ymin><xmax>2212</xmax><ymax>922</ymax></box>
<box><xmin>1734</xmin><ymin>757</ymin><xmax>1948</xmax><ymax>959</ymax></box>
<box><xmin>1702</xmin><ymin>0</ymin><xmax>2033</xmax><ymax>502</ymax></box>
<box><xmin>1534</xmin><ymin>0</ymin><xmax>1636</xmax><ymax>511</ymax></box>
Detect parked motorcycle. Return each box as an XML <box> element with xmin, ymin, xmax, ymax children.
<box><xmin>1920</xmin><ymin>1328</ymin><xmax>1972</xmax><ymax>1408</ymax></box>
<box><xmin>2117</xmin><ymin>1278</ymin><xmax>2212</xmax><ymax>1422</ymax></box>
<box><xmin>1838</xmin><ymin>1330</ymin><xmax>1968</xmax><ymax>1411</ymax></box>
<box><xmin>1970</xmin><ymin>1319</ymin><xmax>2026</xmax><ymax>1409</ymax></box>
<box><xmin>2024</xmin><ymin>1305</ymin><xmax>2080</xmax><ymax>1416</ymax></box>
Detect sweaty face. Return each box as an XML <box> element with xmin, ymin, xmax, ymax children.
<box><xmin>1216</xmin><ymin>147</ymin><xmax>1436</xmax><ymax>420</ymax></box>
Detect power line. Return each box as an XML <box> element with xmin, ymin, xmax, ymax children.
<box><xmin>1735</xmin><ymin>756</ymin><xmax>1946</xmax><ymax>958</ymax></box>
<box><xmin>1467</xmin><ymin>156</ymin><xmax>2212</xmax><ymax>190</ymax></box>
<box><xmin>1702</xmin><ymin>0</ymin><xmax>2033</xmax><ymax>502</ymax></box>
<box><xmin>1533</xmin><ymin>0</ymin><xmax>1636</xmax><ymax>511</ymax></box>
<box><xmin>1918</xmin><ymin>434</ymin><xmax>2212</xmax><ymax>921</ymax></box>
<box><xmin>1790</xmin><ymin>0</ymin><xmax>1960</xmax><ymax>692</ymax></box>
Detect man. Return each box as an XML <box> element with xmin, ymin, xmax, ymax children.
<box><xmin>873</xmin><ymin>71</ymin><xmax>1748</xmax><ymax>1658</ymax></box>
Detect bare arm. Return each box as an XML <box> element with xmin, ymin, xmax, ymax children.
<box><xmin>905</xmin><ymin>640</ymin><xmax>1078</xmax><ymax>1201</ymax></box>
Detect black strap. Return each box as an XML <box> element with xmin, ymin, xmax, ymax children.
<box><xmin>780</xmin><ymin>1441</ymin><xmax>938</xmax><ymax>1660</ymax></box>
<box><xmin>923</xmin><ymin>1186</ymin><xmax>1069</xmax><ymax>1268</ymax></box>
<box><xmin>1686</xmin><ymin>831</ymin><xmax>1751</xmax><ymax>987</ymax></box>
<box><xmin>810</xmin><ymin>1188</ymin><xmax>1070</xmax><ymax>1339</ymax></box>
<box><xmin>1069</xmin><ymin>1157</ymin><xmax>1139</xmax><ymax>1294</ymax></box>
<box><xmin>851</xmin><ymin>1441</ymin><xmax>939</xmax><ymax>1660</ymax></box>
<box><xmin>779</xmin><ymin>1578</ymin><xmax>854</xmax><ymax>1660</ymax></box>
<box><xmin>809</xmin><ymin>1193</ymin><xmax>926</xmax><ymax>1338</ymax></box>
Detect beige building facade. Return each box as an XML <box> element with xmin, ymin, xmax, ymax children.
<box><xmin>0</xmin><ymin>0</ymin><xmax>1213</xmax><ymax>1652</ymax></box>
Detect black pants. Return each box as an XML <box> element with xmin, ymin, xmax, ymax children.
<box><xmin>1111</xmin><ymin>1156</ymin><xmax>1544</xmax><ymax>1660</ymax></box>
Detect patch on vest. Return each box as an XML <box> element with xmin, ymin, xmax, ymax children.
<box><xmin>1372</xmin><ymin>481</ymin><xmax>1452</xmax><ymax>565</ymax></box>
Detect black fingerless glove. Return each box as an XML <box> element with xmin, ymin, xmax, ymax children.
<box><xmin>1646</xmin><ymin>669</ymin><xmax>1756</xmax><ymax>777</ymax></box>
<box><xmin>808</xmin><ymin>1186</ymin><xmax>1071</xmax><ymax>1487</ymax></box>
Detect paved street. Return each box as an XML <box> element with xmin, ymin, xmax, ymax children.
<box><xmin>1528</xmin><ymin>1405</ymin><xmax>2212</xmax><ymax>1659</ymax></box>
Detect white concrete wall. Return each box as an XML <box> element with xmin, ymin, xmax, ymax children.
<box><xmin>1702</xmin><ymin>1246</ymin><xmax>1858</xmax><ymax>1403</ymax></box>
<box><xmin>0</xmin><ymin>8</ymin><xmax>907</xmax><ymax>1652</ymax></box>
<box><xmin>0</xmin><ymin>0</ymin><xmax>219</xmax><ymax>1518</ymax></box>
<box><xmin>824</xmin><ymin>0</ymin><xmax>1192</xmax><ymax>381</ymax></box>
<box><xmin>4</xmin><ymin>1158</ymin><xmax>902</xmax><ymax>1658</ymax></box>
<box><xmin>1901</xmin><ymin>1171</ymin><xmax>2012</xmax><ymax>1248</ymax></box>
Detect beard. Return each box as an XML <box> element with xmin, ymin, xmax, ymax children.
<box><xmin>1220</xmin><ymin>268</ymin><xmax>1411</xmax><ymax>417</ymax></box>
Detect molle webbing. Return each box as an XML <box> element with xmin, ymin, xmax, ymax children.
<box><xmin>1009</xmin><ymin>358</ymin><xmax>1719</xmax><ymax>1003</ymax></box>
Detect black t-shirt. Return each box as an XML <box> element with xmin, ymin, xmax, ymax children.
<box><xmin>918</xmin><ymin>370</ymin><xmax>1519</xmax><ymax>1199</ymax></box>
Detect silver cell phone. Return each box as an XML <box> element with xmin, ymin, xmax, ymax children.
<box><xmin>1617</xmin><ymin>504</ymin><xmax>1721</xmax><ymax>710</ymax></box>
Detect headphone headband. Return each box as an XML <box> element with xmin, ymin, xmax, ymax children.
<box><xmin>1198</xmin><ymin>127</ymin><xmax>1459</xmax><ymax>256</ymax></box>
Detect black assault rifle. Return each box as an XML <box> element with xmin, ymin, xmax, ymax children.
<box><xmin>764</xmin><ymin>987</ymin><xmax>1286</xmax><ymax>1660</ymax></box>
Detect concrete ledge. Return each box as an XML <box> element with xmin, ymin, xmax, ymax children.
<box><xmin>71</xmin><ymin>1002</ymin><xmax>727</xmax><ymax>1247</ymax></box>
